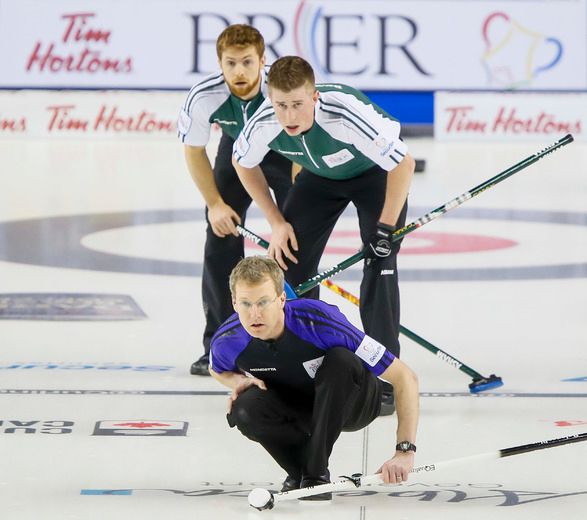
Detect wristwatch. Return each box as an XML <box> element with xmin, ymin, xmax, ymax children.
<box><xmin>396</xmin><ymin>441</ymin><xmax>417</xmax><ymax>453</ymax></box>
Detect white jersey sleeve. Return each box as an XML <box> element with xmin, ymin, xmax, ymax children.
<box><xmin>233</xmin><ymin>98</ymin><xmax>281</xmax><ymax>168</ymax></box>
<box><xmin>317</xmin><ymin>90</ymin><xmax>408</xmax><ymax>171</ymax></box>
<box><xmin>177</xmin><ymin>72</ymin><xmax>229</xmax><ymax>147</ymax></box>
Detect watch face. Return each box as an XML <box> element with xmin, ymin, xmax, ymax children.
<box><xmin>397</xmin><ymin>441</ymin><xmax>416</xmax><ymax>452</ymax></box>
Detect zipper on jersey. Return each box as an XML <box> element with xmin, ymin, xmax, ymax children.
<box><xmin>301</xmin><ymin>135</ymin><xmax>320</xmax><ymax>169</ymax></box>
<box><xmin>242</xmin><ymin>101</ymin><xmax>251</xmax><ymax>124</ymax></box>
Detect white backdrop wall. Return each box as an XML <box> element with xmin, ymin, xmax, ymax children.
<box><xmin>0</xmin><ymin>0</ymin><xmax>585</xmax><ymax>90</ymax></box>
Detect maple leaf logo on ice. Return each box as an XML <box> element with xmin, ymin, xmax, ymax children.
<box><xmin>113</xmin><ymin>422</ymin><xmax>171</xmax><ymax>428</ymax></box>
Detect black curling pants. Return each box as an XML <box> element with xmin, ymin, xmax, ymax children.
<box><xmin>282</xmin><ymin>167</ymin><xmax>408</xmax><ymax>357</ymax></box>
<box><xmin>201</xmin><ymin>133</ymin><xmax>292</xmax><ymax>354</ymax></box>
<box><xmin>227</xmin><ymin>348</ymin><xmax>382</xmax><ymax>478</ymax></box>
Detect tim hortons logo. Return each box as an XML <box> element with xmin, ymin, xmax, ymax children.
<box><xmin>443</xmin><ymin>105</ymin><xmax>581</xmax><ymax>135</ymax></box>
<box><xmin>25</xmin><ymin>12</ymin><xmax>133</xmax><ymax>74</ymax></box>
<box><xmin>0</xmin><ymin>116</ymin><xmax>26</xmax><ymax>133</ymax></box>
<box><xmin>45</xmin><ymin>104</ymin><xmax>175</xmax><ymax>134</ymax></box>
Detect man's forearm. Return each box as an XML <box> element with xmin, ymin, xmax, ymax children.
<box><xmin>209</xmin><ymin>367</ymin><xmax>248</xmax><ymax>390</ymax></box>
<box><xmin>380</xmin><ymin>359</ymin><xmax>419</xmax><ymax>445</ymax></box>
<box><xmin>233</xmin><ymin>159</ymin><xmax>284</xmax><ymax>226</ymax></box>
<box><xmin>184</xmin><ymin>145</ymin><xmax>223</xmax><ymax>208</ymax></box>
<box><xmin>379</xmin><ymin>153</ymin><xmax>415</xmax><ymax>226</ymax></box>
<box><xmin>393</xmin><ymin>369</ymin><xmax>419</xmax><ymax>445</ymax></box>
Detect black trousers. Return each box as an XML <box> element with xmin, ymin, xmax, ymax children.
<box><xmin>282</xmin><ymin>167</ymin><xmax>408</xmax><ymax>357</ymax></box>
<box><xmin>201</xmin><ymin>133</ymin><xmax>292</xmax><ymax>353</ymax></box>
<box><xmin>227</xmin><ymin>348</ymin><xmax>382</xmax><ymax>478</ymax></box>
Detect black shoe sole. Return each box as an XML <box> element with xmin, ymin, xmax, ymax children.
<box><xmin>299</xmin><ymin>493</ymin><xmax>332</xmax><ymax>501</ymax></box>
<box><xmin>190</xmin><ymin>363</ymin><xmax>211</xmax><ymax>376</ymax></box>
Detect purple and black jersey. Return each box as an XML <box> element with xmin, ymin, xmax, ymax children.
<box><xmin>210</xmin><ymin>299</ymin><xmax>395</xmax><ymax>395</ymax></box>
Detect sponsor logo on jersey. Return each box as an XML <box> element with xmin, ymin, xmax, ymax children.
<box><xmin>302</xmin><ymin>356</ymin><xmax>324</xmax><ymax>379</ymax></box>
<box><xmin>214</xmin><ymin>119</ymin><xmax>238</xmax><ymax>126</ymax></box>
<box><xmin>248</xmin><ymin>367</ymin><xmax>277</xmax><ymax>372</ymax></box>
<box><xmin>374</xmin><ymin>136</ymin><xmax>394</xmax><ymax>156</ymax></box>
<box><xmin>321</xmin><ymin>148</ymin><xmax>354</xmax><ymax>168</ymax></box>
<box><xmin>380</xmin><ymin>269</ymin><xmax>395</xmax><ymax>276</ymax></box>
<box><xmin>379</xmin><ymin>143</ymin><xmax>393</xmax><ymax>156</ymax></box>
<box><xmin>355</xmin><ymin>335</ymin><xmax>385</xmax><ymax>367</ymax></box>
<box><xmin>277</xmin><ymin>149</ymin><xmax>304</xmax><ymax>156</ymax></box>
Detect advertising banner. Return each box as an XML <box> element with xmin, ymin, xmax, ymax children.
<box><xmin>0</xmin><ymin>0</ymin><xmax>585</xmax><ymax>90</ymax></box>
<box><xmin>2</xmin><ymin>90</ymin><xmax>585</xmax><ymax>142</ymax></box>
<box><xmin>0</xmin><ymin>90</ymin><xmax>183</xmax><ymax>139</ymax></box>
<box><xmin>435</xmin><ymin>92</ymin><xmax>586</xmax><ymax>141</ymax></box>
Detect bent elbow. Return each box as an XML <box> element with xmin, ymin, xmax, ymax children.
<box><xmin>404</xmin><ymin>153</ymin><xmax>416</xmax><ymax>175</ymax></box>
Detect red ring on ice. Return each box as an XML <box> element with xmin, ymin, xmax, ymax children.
<box><xmin>324</xmin><ymin>230</ymin><xmax>517</xmax><ymax>255</ymax></box>
<box><xmin>247</xmin><ymin>230</ymin><xmax>517</xmax><ymax>255</ymax></box>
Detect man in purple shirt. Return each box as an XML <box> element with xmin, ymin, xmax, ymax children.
<box><xmin>209</xmin><ymin>256</ymin><xmax>419</xmax><ymax>499</ymax></box>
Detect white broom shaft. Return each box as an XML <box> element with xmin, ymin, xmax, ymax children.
<box><xmin>274</xmin><ymin>431</ymin><xmax>587</xmax><ymax>503</ymax></box>
<box><xmin>274</xmin><ymin>451</ymin><xmax>499</xmax><ymax>502</ymax></box>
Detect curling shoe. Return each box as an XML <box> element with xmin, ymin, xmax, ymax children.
<box><xmin>190</xmin><ymin>353</ymin><xmax>211</xmax><ymax>376</ymax></box>
<box><xmin>280</xmin><ymin>475</ymin><xmax>301</xmax><ymax>492</ymax></box>
<box><xmin>299</xmin><ymin>472</ymin><xmax>332</xmax><ymax>501</ymax></box>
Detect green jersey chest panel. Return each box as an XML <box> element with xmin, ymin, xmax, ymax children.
<box><xmin>268</xmin><ymin>123</ymin><xmax>376</xmax><ymax>180</ymax></box>
<box><xmin>235</xmin><ymin>82</ymin><xmax>408</xmax><ymax>175</ymax></box>
<box><xmin>209</xmin><ymin>91</ymin><xmax>266</xmax><ymax>140</ymax></box>
<box><xmin>179</xmin><ymin>66</ymin><xmax>271</xmax><ymax>146</ymax></box>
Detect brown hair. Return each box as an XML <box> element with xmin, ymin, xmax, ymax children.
<box><xmin>216</xmin><ymin>24</ymin><xmax>265</xmax><ymax>60</ymax></box>
<box><xmin>229</xmin><ymin>256</ymin><xmax>284</xmax><ymax>296</ymax></box>
<box><xmin>267</xmin><ymin>56</ymin><xmax>315</xmax><ymax>93</ymax></box>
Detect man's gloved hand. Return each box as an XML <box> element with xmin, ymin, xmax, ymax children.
<box><xmin>364</xmin><ymin>222</ymin><xmax>397</xmax><ymax>259</ymax></box>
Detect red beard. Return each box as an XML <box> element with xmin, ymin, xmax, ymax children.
<box><xmin>228</xmin><ymin>75</ymin><xmax>260</xmax><ymax>99</ymax></box>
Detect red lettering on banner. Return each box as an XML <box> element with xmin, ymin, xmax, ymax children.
<box><xmin>25</xmin><ymin>12</ymin><xmax>132</xmax><ymax>75</ymax></box>
<box><xmin>492</xmin><ymin>107</ymin><xmax>580</xmax><ymax>134</ymax></box>
<box><xmin>0</xmin><ymin>117</ymin><xmax>27</xmax><ymax>133</ymax></box>
<box><xmin>41</xmin><ymin>103</ymin><xmax>174</xmax><ymax>135</ymax></box>
<box><xmin>61</xmin><ymin>13</ymin><xmax>110</xmax><ymax>44</ymax></box>
<box><xmin>443</xmin><ymin>104</ymin><xmax>582</xmax><ymax>136</ymax></box>
<box><xmin>94</xmin><ymin>106</ymin><xmax>175</xmax><ymax>133</ymax></box>
<box><xmin>46</xmin><ymin>105</ymin><xmax>89</xmax><ymax>132</ymax></box>
<box><xmin>26</xmin><ymin>42</ymin><xmax>132</xmax><ymax>74</ymax></box>
<box><xmin>444</xmin><ymin>106</ymin><xmax>487</xmax><ymax>133</ymax></box>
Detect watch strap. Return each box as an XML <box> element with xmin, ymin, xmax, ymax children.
<box><xmin>396</xmin><ymin>441</ymin><xmax>417</xmax><ymax>453</ymax></box>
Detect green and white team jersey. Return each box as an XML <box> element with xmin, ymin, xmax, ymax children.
<box><xmin>234</xmin><ymin>83</ymin><xmax>408</xmax><ymax>180</ymax></box>
<box><xmin>177</xmin><ymin>66</ymin><xmax>271</xmax><ymax>146</ymax></box>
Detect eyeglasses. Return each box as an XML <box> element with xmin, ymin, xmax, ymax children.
<box><xmin>235</xmin><ymin>295</ymin><xmax>279</xmax><ymax>313</ymax></box>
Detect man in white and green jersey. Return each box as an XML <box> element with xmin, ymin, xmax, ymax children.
<box><xmin>232</xmin><ymin>56</ymin><xmax>415</xmax><ymax>370</ymax></box>
<box><xmin>177</xmin><ymin>25</ymin><xmax>293</xmax><ymax>376</ymax></box>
